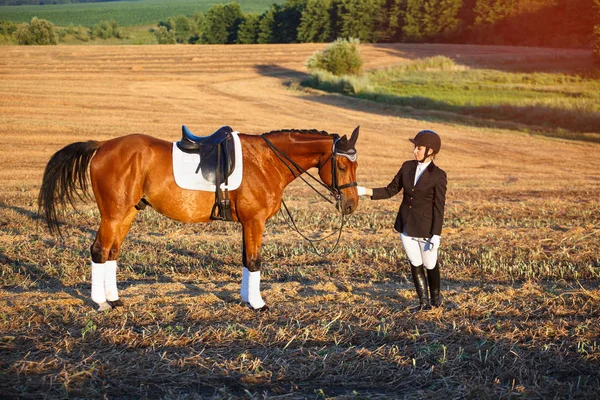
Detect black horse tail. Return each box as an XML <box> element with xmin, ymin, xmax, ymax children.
<box><xmin>38</xmin><ymin>140</ymin><xmax>102</xmax><ymax>235</ymax></box>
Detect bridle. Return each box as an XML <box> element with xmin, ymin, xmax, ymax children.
<box><xmin>261</xmin><ymin>134</ymin><xmax>357</xmax><ymax>257</ymax></box>
<box><xmin>261</xmin><ymin>135</ymin><xmax>357</xmax><ymax>207</ymax></box>
<box><xmin>318</xmin><ymin>137</ymin><xmax>358</xmax><ymax>201</ymax></box>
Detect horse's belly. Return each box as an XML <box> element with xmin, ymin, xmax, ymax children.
<box><xmin>147</xmin><ymin>189</ymin><xmax>219</xmax><ymax>223</ymax></box>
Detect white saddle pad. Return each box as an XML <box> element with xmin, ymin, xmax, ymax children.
<box><xmin>172</xmin><ymin>131</ymin><xmax>243</xmax><ymax>191</ymax></box>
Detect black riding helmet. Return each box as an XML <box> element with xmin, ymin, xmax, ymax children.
<box><xmin>409</xmin><ymin>130</ymin><xmax>441</xmax><ymax>162</ymax></box>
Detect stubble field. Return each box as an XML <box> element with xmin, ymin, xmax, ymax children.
<box><xmin>1</xmin><ymin>43</ymin><xmax>599</xmax><ymax>399</ymax></box>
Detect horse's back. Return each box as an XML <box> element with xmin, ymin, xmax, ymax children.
<box><xmin>95</xmin><ymin>133</ymin><xmax>170</xmax><ymax>154</ymax></box>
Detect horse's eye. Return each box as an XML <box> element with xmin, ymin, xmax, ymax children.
<box><xmin>338</xmin><ymin>164</ymin><xmax>347</xmax><ymax>172</ymax></box>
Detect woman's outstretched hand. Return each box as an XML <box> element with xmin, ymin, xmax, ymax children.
<box><xmin>357</xmin><ymin>186</ymin><xmax>373</xmax><ymax>197</ymax></box>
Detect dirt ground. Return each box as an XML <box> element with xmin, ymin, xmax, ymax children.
<box><xmin>1</xmin><ymin>43</ymin><xmax>599</xmax><ymax>399</ymax></box>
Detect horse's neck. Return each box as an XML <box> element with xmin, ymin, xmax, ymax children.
<box><xmin>267</xmin><ymin>131</ymin><xmax>332</xmax><ymax>172</ymax></box>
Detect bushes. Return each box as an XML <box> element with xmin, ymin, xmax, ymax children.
<box><xmin>153</xmin><ymin>26</ymin><xmax>176</xmax><ymax>44</ymax></box>
<box><xmin>306</xmin><ymin>37</ymin><xmax>363</xmax><ymax>76</ymax></box>
<box><xmin>10</xmin><ymin>18</ymin><xmax>122</xmax><ymax>44</ymax></box>
<box><xmin>15</xmin><ymin>17</ymin><xmax>57</xmax><ymax>45</ymax></box>
<box><xmin>156</xmin><ymin>15</ymin><xmax>198</xmax><ymax>44</ymax></box>
<box><xmin>304</xmin><ymin>38</ymin><xmax>366</xmax><ymax>96</ymax></box>
<box><xmin>91</xmin><ymin>20</ymin><xmax>124</xmax><ymax>39</ymax></box>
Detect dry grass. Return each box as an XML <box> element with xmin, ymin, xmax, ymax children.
<box><xmin>0</xmin><ymin>43</ymin><xmax>599</xmax><ymax>399</ymax></box>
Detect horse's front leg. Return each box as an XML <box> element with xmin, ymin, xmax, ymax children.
<box><xmin>241</xmin><ymin>219</ymin><xmax>268</xmax><ymax>310</ymax></box>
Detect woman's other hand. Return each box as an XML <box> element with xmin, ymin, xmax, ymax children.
<box><xmin>428</xmin><ymin>235</ymin><xmax>441</xmax><ymax>251</ymax></box>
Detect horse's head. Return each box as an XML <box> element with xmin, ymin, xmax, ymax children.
<box><xmin>319</xmin><ymin>126</ymin><xmax>360</xmax><ymax>215</ymax></box>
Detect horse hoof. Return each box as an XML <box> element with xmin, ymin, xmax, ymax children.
<box><xmin>97</xmin><ymin>302</ymin><xmax>112</xmax><ymax>312</ymax></box>
<box><xmin>246</xmin><ymin>302</ymin><xmax>269</xmax><ymax>312</ymax></box>
<box><xmin>108</xmin><ymin>299</ymin><xmax>124</xmax><ymax>308</ymax></box>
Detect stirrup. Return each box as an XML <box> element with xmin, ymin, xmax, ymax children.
<box><xmin>210</xmin><ymin>198</ymin><xmax>233</xmax><ymax>221</ymax></box>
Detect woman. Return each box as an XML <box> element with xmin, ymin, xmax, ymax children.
<box><xmin>357</xmin><ymin>130</ymin><xmax>447</xmax><ymax>309</ymax></box>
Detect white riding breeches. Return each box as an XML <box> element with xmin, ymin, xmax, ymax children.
<box><xmin>400</xmin><ymin>232</ymin><xmax>438</xmax><ymax>269</ymax></box>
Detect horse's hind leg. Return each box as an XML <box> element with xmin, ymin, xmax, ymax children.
<box><xmin>90</xmin><ymin>208</ymin><xmax>138</xmax><ymax>311</ymax></box>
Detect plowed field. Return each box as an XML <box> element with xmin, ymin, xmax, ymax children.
<box><xmin>1</xmin><ymin>43</ymin><xmax>599</xmax><ymax>399</ymax></box>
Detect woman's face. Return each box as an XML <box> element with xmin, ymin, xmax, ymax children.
<box><xmin>413</xmin><ymin>145</ymin><xmax>433</xmax><ymax>161</ymax></box>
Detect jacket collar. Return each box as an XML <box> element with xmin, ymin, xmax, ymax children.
<box><xmin>410</xmin><ymin>160</ymin><xmax>435</xmax><ymax>187</ymax></box>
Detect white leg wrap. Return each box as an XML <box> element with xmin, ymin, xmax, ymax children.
<box><xmin>241</xmin><ymin>267</ymin><xmax>265</xmax><ymax>309</ymax></box>
<box><xmin>91</xmin><ymin>262</ymin><xmax>107</xmax><ymax>305</ymax></box>
<box><xmin>104</xmin><ymin>260</ymin><xmax>119</xmax><ymax>301</ymax></box>
<box><xmin>240</xmin><ymin>267</ymin><xmax>250</xmax><ymax>303</ymax></box>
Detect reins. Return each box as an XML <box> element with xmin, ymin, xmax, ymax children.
<box><xmin>279</xmin><ymin>199</ymin><xmax>346</xmax><ymax>258</ymax></box>
<box><xmin>261</xmin><ymin>135</ymin><xmax>339</xmax><ymax>204</ymax></box>
<box><xmin>261</xmin><ymin>134</ymin><xmax>354</xmax><ymax>257</ymax></box>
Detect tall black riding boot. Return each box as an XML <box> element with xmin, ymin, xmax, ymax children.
<box><xmin>426</xmin><ymin>263</ymin><xmax>442</xmax><ymax>307</ymax></box>
<box><xmin>411</xmin><ymin>264</ymin><xmax>430</xmax><ymax>310</ymax></box>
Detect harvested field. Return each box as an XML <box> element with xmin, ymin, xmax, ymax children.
<box><xmin>0</xmin><ymin>43</ymin><xmax>599</xmax><ymax>399</ymax></box>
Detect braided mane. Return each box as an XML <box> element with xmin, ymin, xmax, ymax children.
<box><xmin>262</xmin><ymin>129</ymin><xmax>337</xmax><ymax>138</ymax></box>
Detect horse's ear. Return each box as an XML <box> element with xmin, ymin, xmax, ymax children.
<box><xmin>348</xmin><ymin>126</ymin><xmax>359</xmax><ymax>149</ymax></box>
<box><xmin>337</xmin><ymin>135</ymin><xmax>348</xmax><ymax>149</ymax></box>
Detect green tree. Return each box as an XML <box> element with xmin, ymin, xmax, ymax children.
<box><xmin>169</xmin><ymin>15</ymin><xmax>195</xmax><ymax>44</ymax></box>
<box><xmin>190</xmin><ymin>11</ymin><xmax>205</xmax><ymax>43</ymax></box>
<box><xmin>594</xmin><ymin>0</ymin><xmax>600</xmax><ymax>62</ymax></box>
<box><xmin>257</xmin><ymin>6</ymin><xmax>275</xmax><ymax>43</ymax></box>
<box><xmin>258</xmin><ymin>0</ymin><xmax>307</xmax><ymax>44</ymax></box>
<box><xmin>153</xmin><ymin>26</ymin><xmax>176</xmax><ymax>44</ymax></box>
<box><xmin>298</xmin><ymin>0</ymin><xmax>334</xmax><ymax>42</ymax></box>
<box><xmin>15</xmin><ymin>17</ymin><xmax>57</xmax><ymax>45</ymax></box>
<box><xmin>380</xmin><ymin>0</ymin><xmax>408</xmax><ymax>42</ymax></box>
<box><xmin>594</xmin><ymin>25</ymin><xmax>600</xmax><ymax>63</ymax></box>
<box><xmin>473</xmin><ymin>0</ymin><xmax>518</xmax><ymax>26</ymax></box>
<box><xmin>238</xmin><ymin>13</ymin><xmax>260</xmax><ymax>44</ymax></box>
<box><xmin>471</xmin><ymin>0</ymin><xmax>594</xmax><ymax>47</ymax></box>
<box><xmin>560</xmin><ymin>0</ymin><xmax>595</xmax><ymax>47</ymax></box>
<box><xmin>200</xmin><ymin>2</ymin><xmax>244</xmax><ymax>44</ymax></box>
<box><xmin>403</xmin><ymin>0</ymin><xmax>462</xmax><ymax>42</ymax></box>
<box><xmin>338</xmin><ymin>0</ymin><xmax>386</xmax><ymax>43</ymax></box>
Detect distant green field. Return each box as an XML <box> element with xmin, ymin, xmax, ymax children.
<box><xmin>304</xmin><ymin>56</ymin><xmax>600</xmax><ymax>140</ymax></box>
<box><xmin>0</xmin><ymin>0</ymin><xmax>281</xmax><ymax>27</ymax></box>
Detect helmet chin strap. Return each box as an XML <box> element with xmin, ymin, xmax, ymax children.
<box><xmin>419</xmin><ymin>147</ymin><xmax>432</xmax><ymax>163</ymax></box>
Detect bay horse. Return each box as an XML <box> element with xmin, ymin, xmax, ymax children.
<box><xmin>38</xmin><ymin>127</ymin><xmax>360</xmax><ymax>311</ymax></box>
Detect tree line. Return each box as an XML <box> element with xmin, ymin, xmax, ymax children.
<box><xmin>2</xmin><ymin>0</ymin><xmax>599</xmax><ymax>61</ymax></box>
<box><xmin>153</xmin><ymin>0</ymin><xmax>597</xmax><ymax>50</ymax></box>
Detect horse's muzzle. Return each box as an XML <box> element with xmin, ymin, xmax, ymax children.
<box><xmin>337</xmin><ymin>196</ymin><xmax>358</xmax><ymax>215</ymax></box>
